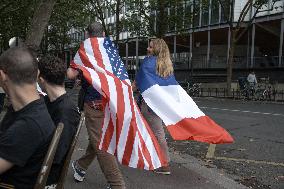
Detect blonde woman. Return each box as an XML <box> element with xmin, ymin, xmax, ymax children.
<box><xmin>135</xmin><ymin>38</ymin><xmax>173</xmax><ymax>175</ymax></box>
<box><xmin>135</xmin><ymin>39</ymin><xmax>233</xmax><ymax>176</ymax></box>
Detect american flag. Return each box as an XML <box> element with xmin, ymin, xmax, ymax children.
<box><xmin>70</xmin><ymin>37</ymin><xmax>167</xmax><ymax>170</ymax></box>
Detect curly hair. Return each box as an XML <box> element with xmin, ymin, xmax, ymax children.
<box><xmin>151</xmin><ymin>38</ymin><xmax>173</xmax><ymax>78</ymax></box>
<box><xmin>38</xmin><ymin>54</ymin><xmax>66</xmax><ymax>85</ymax></box>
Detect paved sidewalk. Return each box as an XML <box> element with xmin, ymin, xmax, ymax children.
<box><xmin>64</xmin><ymin>124</ymin><xmax>248</xmax><ymax>189</ymax></box>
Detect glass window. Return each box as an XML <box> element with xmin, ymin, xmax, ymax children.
<box><xmin>201</xmin><ymin>0</ymin><xmax>209</xmax><ymax>26</ymax></box>
<box><xmin>169</xmin><ymin>6</ymin><xmax>176</xmax><ymax>31</ymax></box>
<box><xmin>176</xmin><ymin>2</ymin><xmax>184</xmax><ymax>30</ymax></box>
<box><xmin>211</xmin><ymin>0</ymin><xmax>219</xmax><ymax>24</ymax></box>
<box><xmin>193</xmin><ymin>0</ymin><xmax>200</xmax><ymax>27</ymax></box>
<box><xmin>220</xmin><ymin>0</ymin><xmax>230</xmax><ymax>23</ymax></box>
<box><xmin>184</xmin><ymin>0</ymin><xmax>192</xmax><ymax>29</ymax></box>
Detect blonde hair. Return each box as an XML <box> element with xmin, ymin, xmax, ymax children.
<box><xmin>151</xmin><ymin>38</ymin><xmax>174</xmax><ymax>78</ymax></box>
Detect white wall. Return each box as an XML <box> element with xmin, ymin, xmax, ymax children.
<box><xmin>234</xmin><ymin>0</ymin><xmax>284</xmax><ymax>22</ymax></box>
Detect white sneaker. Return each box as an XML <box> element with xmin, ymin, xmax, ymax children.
<box><xmin>72</xmin><ymin>160</ymin><xmax>86</xmax><ymax>182</ymax></box>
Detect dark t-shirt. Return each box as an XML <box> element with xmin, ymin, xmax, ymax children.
<box><xmin>81</xmin><ymin>77</ymin><xmax>101</xmax><ymax>102</ymax></box>
<box><xmin>0</xmin><ymin>99</ymin><xmax>55</xmax><ymax>189</ymax></box>
<box><xmin>44</xmin><ymin>93</ymin><xmax>80</xmax><ymax>185</ymax></box>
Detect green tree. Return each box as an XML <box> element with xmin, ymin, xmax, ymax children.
<box><xmin>43</xmin><ymin>0</ymin><xmax>89</xmax><ymax>54</ymax></box>
<box><xmin>0</xmin><ymin>0</ymin><xmax>39</xmax><ymax>50</ymax></box>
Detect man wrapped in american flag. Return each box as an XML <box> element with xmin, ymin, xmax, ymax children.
<box><xmin>67</xmin><ymin>22</ymin><xmax>167</xmax><ymax>189</ymax></box>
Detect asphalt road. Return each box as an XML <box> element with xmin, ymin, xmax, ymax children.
<box><xmin>168</xmin><ymin>97</ymin><xmax>284</xmax><ymax>189</ymax></box>
<box><xmin>63</xmin><ymin>89</ymin><xmax>249</xmax><ymax>189</ymax></box>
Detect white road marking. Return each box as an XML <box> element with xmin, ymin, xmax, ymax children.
<box><xmin>200</xmin><ymin>106</ymin><xmax>284</xmax><ymax>117</ymax></box>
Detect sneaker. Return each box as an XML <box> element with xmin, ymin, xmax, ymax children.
<box><xmin>153</xmin><ymin>166</ymin><xmax>171</xmax><ymax>175</ymax></box>
<box><xmin>72</xmin><ymin>160</ymin><xmax>86</xmax><ymax>182</ymax></box>
<box><xmin>105</xmin><ymin>186</ymin><xmax>112</xmax><ymax>189</ymax></box>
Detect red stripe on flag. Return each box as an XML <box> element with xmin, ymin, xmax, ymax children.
<box><xmin>90</xmin><ymin>38</ymin><xmax>105</xmax><ymax>69</ymax></box>
<box><xmin>137</xmin><ymin>145</ymin><xmax>144</xmax><ymax>169</ymax></box>
<box><xmin>121</xmin><ymin>119</ymin><xmax>135</xmax><ymax>166</ymax></box>
<box><xmin>78</xmin><ymin>42</ymin><xmax>95</xmax><ymax>70</ymax></box>
<box><xmin>167</xmin><ymin>116</ymin><xmax>234</xmax><ymax>143</ymax></box>
<box><xmin>101</xmin><ymin>108</ymin><xmax>115</xmax><ymax>151</ymax></box>
<box><xmin>113</xmin><ymin>77</ymin><xmax>125</xmax><ymax>153</ymax></box>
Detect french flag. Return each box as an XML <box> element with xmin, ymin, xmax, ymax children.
<box><xmin>136</xmin><ymin>56</ymin><xmax>233</xmax><ymax>144</ymax></box>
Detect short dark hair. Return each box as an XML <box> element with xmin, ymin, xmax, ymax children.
<box><xmin>0</xmin><ymin>47</ymin><xmax>38</xmax><ymax>84</ymax></box>
<box><xmin>38</xmin><ymin>55</ymin><xmax>66</xmax><ymax>85</ymax></box>
<box><xmin>86</xmin><ymin>22</ymin><xmax>104</xmax><ymax>37</ymax></box>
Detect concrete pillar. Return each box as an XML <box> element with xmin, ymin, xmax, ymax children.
<box><xmin>250</xmin><ymin>24</ymin><xmax>255</xmax><ymax>68</ymax></box>
<box><xmin>279</xmin><ymin>18</ymin><xmax>284</xmax><ymax>67</ymax></box>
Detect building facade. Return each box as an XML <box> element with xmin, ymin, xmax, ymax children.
<box><xmin>67</xmin><ymin>0</ymin><xmax>284</xmax><ymax>82</ymax></box>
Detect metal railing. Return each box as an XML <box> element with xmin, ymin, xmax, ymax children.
<box><xmin>187</xmin><ymin>87</ymin><xmax>284</xmax><ymax>102</ymax></box>
<box><xmin>172</xmin><ymin>55</ymin><xmax>284</xmax><ymax>69</ymax></box>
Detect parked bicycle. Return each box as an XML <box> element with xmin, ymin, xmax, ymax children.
<box><xmin>238</xmin><ymin>76</ymin><xmax>274</xmax><ymax>101</ymax></box>
<box><xmin>254</xmin><ymin>82</ymin><xmax>273</xmax><ymax>101</ymax></box>
<box><xmin>186</xmin><ymin>82</ymin><xmax>201</xmax><ymax>97</ymax></box>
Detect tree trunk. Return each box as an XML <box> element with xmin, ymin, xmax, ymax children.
<box><xmin>25</xmin><ymin>0</ymin><xmax>57</xmax><ymax>49</ymax></box>
<box><xmin>226</xmin><ymin>29</ymin><xmax>236</xmax><ymax>96</ymax></box>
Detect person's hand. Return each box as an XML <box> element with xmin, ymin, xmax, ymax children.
<box><xmin>131</xmin><ymin>81</ymin><xmax>137</xmax><ymax>92</ymax></box>
<box><xmin>67</xmin><ymin>68</ymin><xmax>79</xmax><ymax>80</ymax></box>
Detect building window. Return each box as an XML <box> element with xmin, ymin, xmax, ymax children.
<box><xmin>176</xmin><ymin>2</ymin><xmax>184</xmax><ymax>30</ymax></box>
<box><xmin>220</xmin><ymin>0</ymin><xmax>230</xmax><ymax>23</ymax></box>
<box><xmin>193</xmin><ymin>0</ymin><xmax>200</xmax><ymax>27</ymax></box>
<box><xmin>184</xmin><ymin>0</ymin><xmax>193</xmax><ymax>29</ymax></box>
<box><xmin>211</xmin><ymin>0</ymin><xmax>219</xmax><ymax>24</ymax></box>
<box><xmin>201</xmin><ymin>0</ymin><xmax>209</xmax><ymax>26</ymax></box>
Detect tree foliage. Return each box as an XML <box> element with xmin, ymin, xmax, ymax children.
<box><xmin>0</xmin><ymin>0</ymin><xmax>39</xmax><ymax>50</ymax></box>
<box><xmin>44</xmin><ymin>0</ymin><xmax>89</xmax><ymax>53</ymax></box>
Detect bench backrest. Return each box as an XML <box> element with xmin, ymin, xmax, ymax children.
<box><xmin>56</xmin><ymin>113</ymin><xmax>85</xmax><ymax>189</ymax></box>
<box><xmin>34</xmin><ymin>123</ymin><xmax>64</xmax><ymax>189</ymax></box>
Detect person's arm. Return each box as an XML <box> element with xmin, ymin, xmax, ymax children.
<box><xmin>0</xmin><ymin>158</ymin><xmax>13</xmax><ymax>174</ymax></box>
<box><xmin>67</xmin><ymin>68</ymin><xmax>79</xmax><ymax>80</ymax></box>
<box><xmin>132</xmin><ymin>81</ymin><xmax>137</xmax><ymax>92</ymax></box>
